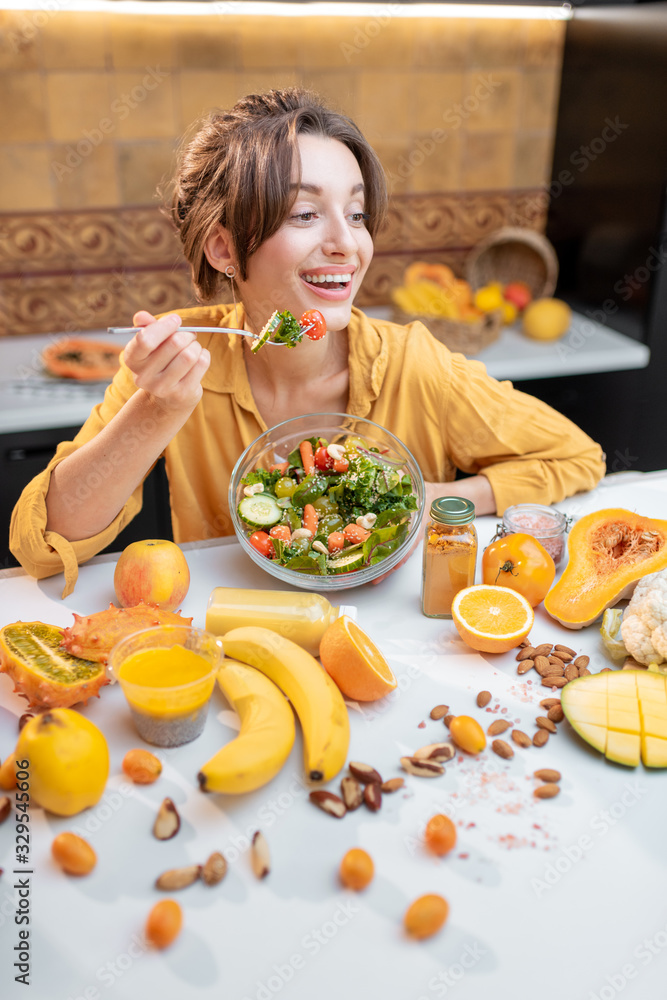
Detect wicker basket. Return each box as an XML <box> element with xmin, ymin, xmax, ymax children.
<box><xmin>465</xmin><ymin>227</ymin><xmax>559</xmax><ymax>299</ymax></box>
<box><xmin>392</xmin><ymin>307</ymin><xmax>503</xmax><ymax>355</ymax></box>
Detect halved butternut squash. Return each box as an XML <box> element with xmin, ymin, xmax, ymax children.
<box><xmin>544</xmin><ymin>509</ymin><xmax>667</xmax><ymax>628</ymax></box>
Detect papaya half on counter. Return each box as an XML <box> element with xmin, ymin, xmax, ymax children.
<box><xmin>561</xmin><ymin>670</ymin><xmax>667</xmax><ymax>768</ymax></box>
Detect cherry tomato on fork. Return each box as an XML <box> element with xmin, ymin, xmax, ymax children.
<box><xmin>300</xmin><ymin>310</ymin><xmax>327</xmax><ymax>341</ymax></box>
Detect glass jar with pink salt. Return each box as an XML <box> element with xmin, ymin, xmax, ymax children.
<box><xmin>498</xmin><ymin>504</ymin><xmax>571</xmax><ymax>567</ymax></box>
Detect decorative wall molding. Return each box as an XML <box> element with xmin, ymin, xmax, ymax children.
<box><xmin>0</xmin><ymin>190</ymin><xmax>548</xmax><ymax>335</ymax></box>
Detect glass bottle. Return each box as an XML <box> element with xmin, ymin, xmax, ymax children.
<box><xmin>421</xmin><ymin>497</ymin><xmax>477</xmax><ymax>619</ymax></box>
<box><xmin>205</xmin><ymin>588</ymin><xmax>356</xmax><ymax>657</ymax></box>
<box><xmin>497</xmin><ymin>503</ymin><xmax>571</xmax><ymax>567</ymax></box>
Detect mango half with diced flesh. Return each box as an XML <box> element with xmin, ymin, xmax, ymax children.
<box><xmin>561</xmin><ymin>670</ymin><xmax>667</xmax><ymax>768</ymax></box>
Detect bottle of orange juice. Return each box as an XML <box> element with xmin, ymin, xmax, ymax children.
<box><xmin>205</xmin><ymin>588</ymin><xmax>356</xmax><ymax>656</ymax></box>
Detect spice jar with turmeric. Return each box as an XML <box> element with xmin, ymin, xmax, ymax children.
<box><xmin>421</xmin><ymin>497</ymin><xmax>477</xmax><ymax>619</ymax></box>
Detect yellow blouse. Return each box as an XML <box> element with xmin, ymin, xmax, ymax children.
<box><xmin>10</xmin><ymin>304</ymin><xmax>605</xmax><ymax>595</ymax></box>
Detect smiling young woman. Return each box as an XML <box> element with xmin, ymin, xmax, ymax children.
<box><xmin>10</xmin><ymin>88</ymin><xmax>605</xmax><ymax>596</ymax></box>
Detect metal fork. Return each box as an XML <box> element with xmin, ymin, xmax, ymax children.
<box><xmin>107</xmin><ymin>326</ymin><xmax>290</xmax><ymax>345</ymax></box>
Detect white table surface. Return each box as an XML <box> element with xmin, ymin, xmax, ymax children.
<box><xmin>1</xmin><ymin>473</ymin><xmax>667</xmax><ymax>1000</ymax></box>
<box><xmin>0</xmin><ymin>312</ymin><xmax>650</xmax><ymax>434</ymax></box>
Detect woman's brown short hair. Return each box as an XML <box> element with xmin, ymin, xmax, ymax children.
<box><xmin>166</xmin><ymin>88</ymin><xmax>388</xmax><ymax>301</ymax></box>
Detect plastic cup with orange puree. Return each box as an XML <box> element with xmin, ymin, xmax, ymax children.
<box><xmin>109</xmin><ymin>626</ymin><xmax>223</xmax><ymax>747</ymax></box>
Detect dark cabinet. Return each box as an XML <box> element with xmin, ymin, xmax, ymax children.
<box><xmin>1</xmin><ymin>426</ymin><xmax>172</xmax><ymax>571</ymax></box>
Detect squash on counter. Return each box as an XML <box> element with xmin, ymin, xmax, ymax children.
<box><xmin>544</xmin><ymin>509</ymin><xmax>667</xmax><ymax>629</ymax></box>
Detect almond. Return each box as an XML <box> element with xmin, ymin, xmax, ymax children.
<box><xmin>547</xmin><ymin>704</ymin><xmax>565</xmax><ymax>723</ymax></box>
<box><xmin>340</xmin><ymin>776</ymin><xmax>363</xmax><ymax>811</ymax></box>
<box><xmin>155</xmin><ymin>865</ymin><xmax>201</xmax><ymax>891</ymax></box>
<box><xmin>536</xmin><ymin>716</ymin><xmax>557</xmax><ymax>734</ymax></box>
<box><xmin>534</xmin><ymin>783</ymin><xmax>560</xmax><ymax>799</ymax></box>
<box><xmin>516</xmin><ymin>647</ymin><xmax>536</xmax><ymax>661</ymax></box>
<box><xmin>0</xmin><ymin>796</ymin><xmax>10</xmax><ymax>824</ymax></box>
<box><xmin>251</xmin><ymin>830</ymin><xmax>270</xmax><ymax>878</ymax></box>
<box><xmin>533</xmin><ymin>729</ymin><xmax>549</xmax><ymax>747</ymax></box>
<box><xmin>309</xmin><ymin>790</ymin><xmax>347</xmax><ymax>818</ymax></box>
<box><xmin>540</xmin><ymin>698</ymin><xmax>561</xmax><ymax>709</ymax></box>
<box><xmin>201</xmin><ymin>852</ymin><xmax>227</xmax><ymax>886</ymax></box>
<box><xmin>476</xmin><ymin>691</ymin><xmax>492</xmax><ymax>708</ymax></box>
<box><xmin>487</xmin><ymin>719</ymin><xmax>511</xmax><ymax>736</ymax></box>
<box><xmin>541</xmin><ymin>676</ymin><xmax>568</xmax><ymax>689</ymax></box>
<box><xmin>443</xmin><ymin>714</ymin><xmax>455</xmax><ymax>728</ymax></box>
<box><xmin>153</xmin><ymin>798</ymin><xmax>181</xmax><ymax>841</ymax></box>
<box><xmin>400</xmin><ymin>756</ymin><xmax>444</xmax><ymax>777</ymax></box>
<box><xmin>348</xmin><ymin>761</ymin><xmax>382</xmax><ymax>785</ymax></box>
<box><xmin>579</xmin><ymin>667</ymin><xmax>591</xmax><ymax>677</ymax></box>
<box><xmin>551</xmin><ymin>649</ymin><xmax>573</xmax><ymax>663</ymax></box>
<box><xmin>491</xmin><ymin>739</ymin><xmax>514</xmax><ymax>759</ymax></box>
<box><xmin>413</xmin><ymin>741</ymin><xmax>455</xmax><ymax>763</ymax></box>
<box><xmin>517</xmin><ymin>659</ymin><xmax>535</xmax><ymax>675</ymax></box>
<box><xmin>533</xmin><ymin>643</ymin><xmax>553</xmax><ymax>657</ymax></box>
<box><xmin>511</xmin><ymin>729</ymin><xmax>532</xmax><ymax>748</ymax></box>
<box><xmin>564</xmin><ymin>664</ymin><xmax>579</xmax><ymax>682</ymax></box>
<box><xmin>533</xmin><ymin>655</ymin><xmax>553</xmax><ymax>677</ymax></box>
<box><xmin>554</xmin><ymin>644</ymin><xmax>576</xmax><ymax>656</ymax></box>
<box><xmin>381</xmin><ymin>777</ymin><xmax>405</xmax><ymax>793</ymax></box>
<box><xmin>364</xmin><ymin>783</ymin><xmax>382</xmax><ymax>812</ymax></box>
<box><xmin>574</xmin><ymin>655</ymin><xmax>590</xmax><ymax>669</ymax></box>
<box><xmin>534</xmin><ymin>768</ymin><xmax>561</xmax><ymax>783</ymax></box>
<box><xmin>429</xmin><ymin>704</ymin><xmax>449</xmax><ymax>720</ymax></box>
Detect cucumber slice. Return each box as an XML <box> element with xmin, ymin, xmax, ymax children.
<box><xmin>237</xmin><ymin>493</ymin><xmax>282</xmax><ymax>529</ymax></box>
<box><xmin>326</xmin><ymin>550</ymin><xmax>368</xmax><ymax>574</ymax></box>
<box><xmin>250</xmin><ymin>311</ymin><xmax>281</xmax><ymax>354</ymax></box>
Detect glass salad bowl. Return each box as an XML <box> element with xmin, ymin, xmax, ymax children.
<box><xmin>229</xmin><ymin>413</ymin><xmax>425</xmax><ymax>590</ymax></box>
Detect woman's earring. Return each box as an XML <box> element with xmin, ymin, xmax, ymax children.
<box><xmin>224</xmin><ymin>264</ymin><xmax>239</xmax><ymax>326</ymax></box>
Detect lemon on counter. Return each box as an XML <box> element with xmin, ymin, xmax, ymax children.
<box><xmin>522</xmin><ymin>298</ymin><xmax>572</xmax><ymax>341</ymax></box>
<box><xmin>473</xmin><ymin>282</ymin><xmax>505</xmax><ymax>314</ymax></box>
<box><xmin>0</xmin><ymin>708</ymin><xmax>109</xmax><ymax>815</ymax></box>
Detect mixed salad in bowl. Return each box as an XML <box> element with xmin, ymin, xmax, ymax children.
<box><xmin>230</xmin><ymin>415</ymin><xmax>424</xmax><ymax>588</ymax></box>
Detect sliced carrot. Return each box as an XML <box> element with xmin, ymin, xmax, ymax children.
<box><xmin>269</xmin><ymin>524</ymin><xmax>291</xmax><ymax>543</ymax></box>
<box><xmin>303</xmin><ymin>504</ymin><xmax>318</xmax><ymax>536</ymax></box>
<box><xmin>343</xmin><ymin>523</ymin><xmax>370</xmax><ymax>544</ymax></box>
<box><xmin>328</xmin><ymin>531</ymin><xmax>345</xmax><ymax>554</ymax></box>
<box><xmin>333</xmin><ymin>457</ymin><xmax>349</xmax><ymax>474</ymax></box>
<box><xmin>269</xmin><ymin>461</ymin><xmax>289</xmax><ymax>474</ymax></box>
<box><xmin>299</xmin><ymin>440</ymin><xmax>315</xmax><ymax>475</ymax></box>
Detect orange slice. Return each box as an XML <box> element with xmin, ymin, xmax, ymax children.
<box><xmin>451</xmin><ymin>585</ymin><xmax>534</xmax><ymax>654</ymax></box>
<box><xmin>319</xmin><ymin>616</ymin><xmax>397</xmax><ymax>701</ymax></box>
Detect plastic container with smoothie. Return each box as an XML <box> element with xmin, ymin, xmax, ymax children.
<box><xmin>109</xmin><ymin>625</ymin><xmax>223</xmax><ymax>747</ymax></box>
<box><xmin>205</xmin><ymin>588</ymin><xmax>356</xmax><ymax>656</ymax></box>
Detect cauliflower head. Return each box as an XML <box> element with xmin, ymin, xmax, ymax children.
<box><xmin>620</xmin><ymin>569</ymin><xmax>667</xmax><ymax>665</ymax></box>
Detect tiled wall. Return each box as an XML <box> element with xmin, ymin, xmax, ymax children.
<box><xmin>0</xmin><ymin>9</ymin><xmax>566</xmax><ymax>334</ymax></box>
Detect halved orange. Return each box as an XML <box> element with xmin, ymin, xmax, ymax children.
<box><xmin>319</xmin><ymin>616</ymin><xmax>397</xmax><ymax>701</ymax></box>
<box><xmin>451</xmin><ymin>585</ymin><xmax>534</xmax><ymax>654</ymax></box>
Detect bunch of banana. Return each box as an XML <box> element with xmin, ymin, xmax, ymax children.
<box><xmin>391</xmin><ymin>261</ymin><xmax>483</xmax><ymax>323</ymax></box>
<box><xmin>198</xmin><ymin>627</ymin><xmax>350</xmax><ymax>793</ymax></box>
<box><xmin>198</xmin><ymin>657</ymin><xmax>295</xmax><ymax>795</ymax></box>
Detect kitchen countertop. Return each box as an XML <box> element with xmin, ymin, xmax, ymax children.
<box><xmin>0</xmin><ymin>312</ymin><xmax>650</xmax><ymax>434</ymax></box>
<box><xmin>1</xmin><ymin>472</ymin><xmax>666</xmax><ymax>1000</ymax></box>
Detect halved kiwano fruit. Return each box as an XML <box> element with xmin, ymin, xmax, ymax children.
<box><xmin>42</xmin><ymin>338</ymin><xmax>122</xmax><ymax>381</ymax></box>
<box><xmin>60</xmin><ymin>602</ymin><xmax>193</xmax><ymax>665</ymax></box>
<box><xmin>561</xmin><ymin>670</ymin><xmax>667</xmax><ymax>768</ymax></box>
<box><xmin>0</xmin><ymin>622</ymin><xmax>109</xmax><ymax>709</ymax></box>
